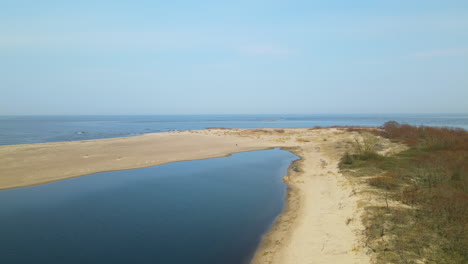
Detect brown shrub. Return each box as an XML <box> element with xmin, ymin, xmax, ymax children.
<box><xmin>347</xmin><ymin>121</ymin><xmax>468</xmax><ymax>262</ymax></box>
<box><xmin>382</xmin><ymin>121</ymin><xmax>468</xmax><ymax>150</ymax></box>
<box><xmin>251</xmin><ymin>129</ymin><xmax>271</xmax><ymax>133</ymax></box>
<box><xmin>368</xmin><ymin>176</ymin><xmax>399</xmax><ymax>189</ymax></box>
<box><xmin>400</xmin><ymin>186</ymin><xmax>420</xmax><ymax>205</ymax></box>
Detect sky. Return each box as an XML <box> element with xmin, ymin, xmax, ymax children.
<box><xmin>1</xmin><ymin>0</ymin><xmax>467</xmax><ymax>115</ymax></box>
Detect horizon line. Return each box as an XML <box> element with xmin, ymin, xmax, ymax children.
<box><xmin>1</xmin><ymin>112</ymin><xmax>467</xmax><ymax>116</ymax></box>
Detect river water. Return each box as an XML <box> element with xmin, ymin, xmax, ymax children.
<box><xmin>0</xmin><ymin>148</ymin><xmax>298</xmax><ymax>264</ymax></box>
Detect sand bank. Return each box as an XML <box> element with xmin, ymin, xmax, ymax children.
<box><xmin>0</xmin><ymin>130</ymin><xmax>275</xmax><ymax>190</ymax></box>
<box><xmin>0</xmin><ymin>128</ymin><xmax>372</xmax><ymax>263</ymax></box>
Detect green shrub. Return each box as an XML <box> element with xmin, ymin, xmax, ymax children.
<box><xmin>341</xmin><ymin>151</ymin><xmax>354</xmax><ymax>165</ymax></box>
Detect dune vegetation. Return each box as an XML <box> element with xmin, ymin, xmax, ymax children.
<box><xmin>339</xmin><ymin>122</ymin><xmax>468</xmax><ymax>263</ymax></box>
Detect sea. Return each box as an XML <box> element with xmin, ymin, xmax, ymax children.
<box><xmin>0</xmin><ymin>114</ymin><xmax>467</xmax><ymax>145</ymax></box>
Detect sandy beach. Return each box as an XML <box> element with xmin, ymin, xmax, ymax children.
<box><xmin>0</xmin><ymin>128</ymin><xmax>375</xmax><ymax>263</ymax></box>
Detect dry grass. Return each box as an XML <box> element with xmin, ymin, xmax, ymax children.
<box><xmin>340</xmin><ymin>122</ymin><xmax>468</xmax><ymax>263</ymax></box>
<box><xmin>251</xmin><ymin>129</ymin><xmax>271</xmax><ymax>133</ymax></box>
<box><xmin>367</xmin><ymin>176</ymin><xmax>399</xmax><ymax>190</ymax></box>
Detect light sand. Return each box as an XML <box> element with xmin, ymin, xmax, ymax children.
<box><xmin>0</xmin><ymin>128</ymin><xmax>373</xmax><ymax>264</ymax></box>
<box><xmin>250</xmin><ymin>130</ymin><xmax>371</xmax><ymax>264</ymax></box>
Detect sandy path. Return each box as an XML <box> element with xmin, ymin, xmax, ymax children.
<box><xmin>0</xmin><ymin>128</ymin><xmax>371</xmax><ymax>264</ymax></box>
<box><xmin>251</xmin><ymin>131</ymin><xmax>370</xmax><ymax>264</ymax></box>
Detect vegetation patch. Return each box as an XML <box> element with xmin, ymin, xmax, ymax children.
<box><xmin>251</xmin><ymin>129</ymin><xmax>271</xmax><ymax>133</ymax></box>
<box><xmin>367</xmin><ymin>176</ymin><xmax>399</xmax><ymax>190</ymax></box>
<box><xmin>340</xmin><ymin>121</ymin><xmax>468</xmax><ymax>264</ymax></box>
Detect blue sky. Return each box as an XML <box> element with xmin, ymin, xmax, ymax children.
<box><xmin>1</xmin><ymin>0</ymin><xmax>467</xmax><ymax>114</ymax></box>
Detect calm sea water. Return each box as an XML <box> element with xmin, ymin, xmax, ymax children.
<box><xmin>0</xmin><ymin>114</ymin><xmax>467</xmax><ymax>145</ymax></box>
<box><xmin>0</xmin><ymin>149</ymin><xmax>298</xmax><ymax>264</ymax></box>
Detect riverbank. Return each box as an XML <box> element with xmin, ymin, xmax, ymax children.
<box><xmin>0</xmin><ymin>128</ymin><xmax>379</xmax><ymax>263</ymax></box>
<box><xmin>249</xmin><ymin>129</ymin><xmax>372</xmax><ymax>264</ymax></box>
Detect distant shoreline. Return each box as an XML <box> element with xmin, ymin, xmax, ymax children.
<box><xmin>0</xmin><ymin>128</ymin><xmax>374</xmax><ymax>263</ymax></box>
<box><xmin>2</xmin><ymin>114</ymin><xmax>467</xmax><ymax>146</ymax></box>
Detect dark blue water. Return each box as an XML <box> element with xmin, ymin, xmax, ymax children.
<box><xmin>0</xmin><ymin>114</ymin><xmax>467</xmax><ymax>145</ymax></box>
<box><xmin>0</xmin><ymin>149</ymin><xmax>298</xmax><ymax>264</ymax></box>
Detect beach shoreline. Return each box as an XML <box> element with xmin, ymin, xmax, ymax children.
<box><xmin>0</xmin><ymin>128</ymin><xmax>374</xmax><ymax>263</ymax></box>
<box><xmin>250</xmin><ymin>133</ymin><xmax>372</xmax><ymax>264</ymax></box>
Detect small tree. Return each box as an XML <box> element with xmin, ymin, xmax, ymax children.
<box><xmin>383</xmin><ymin>120</ymin><xmax>401</xmax><ymax>138</ymax></box>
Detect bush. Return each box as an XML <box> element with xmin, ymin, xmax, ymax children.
<box><xmin>368</xmin><ymin>176</ymin><xmax>399</xmax><ymax>189</ymax></box>
<box><xmin>351</xmin><ymin>134</ymin><xmax>380</xmax><ymax>155</ymax></box>
<box><xmin>381</xmin><ymin>121</ymin><xmax>468</xmax><ymax>150</ymax></box>
<box><xmin>251</xmin><ymin>129</ymin><xmax>270</xmax><ymax>133</ymax></box>
<box><xmin>339</xmin><ymin>134</ymin><xmax>383</xmax><ymax>165</ymax></box>
<box><xmin>342</xmin><ymin>122</ymin><xmax>468</xmax><ymax>263</ymax></box>
<box><xmin>341</xmin><ymin>151</ymin><xmax>354</xmax><ymax>165</ymax></box>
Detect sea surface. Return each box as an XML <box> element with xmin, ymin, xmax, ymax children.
<box><xmin>0</xmin><ymin>148</ymin><xmax>298</xmax><ymax>264</ymax></box>
<box><xmin>0</xmin><ymin>114</ymin><xmax>467</xmax><ymax>145</ymax></box>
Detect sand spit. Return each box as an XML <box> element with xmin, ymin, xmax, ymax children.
<box><xmin>0</xmin><ymin>130</ymin><xmax>275</xmax><ymax>190</ymax></box>
<box><xmin>0</xmin><ymin>128</ymin><xmax>372</xmax><ymax>263</ymax></box>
